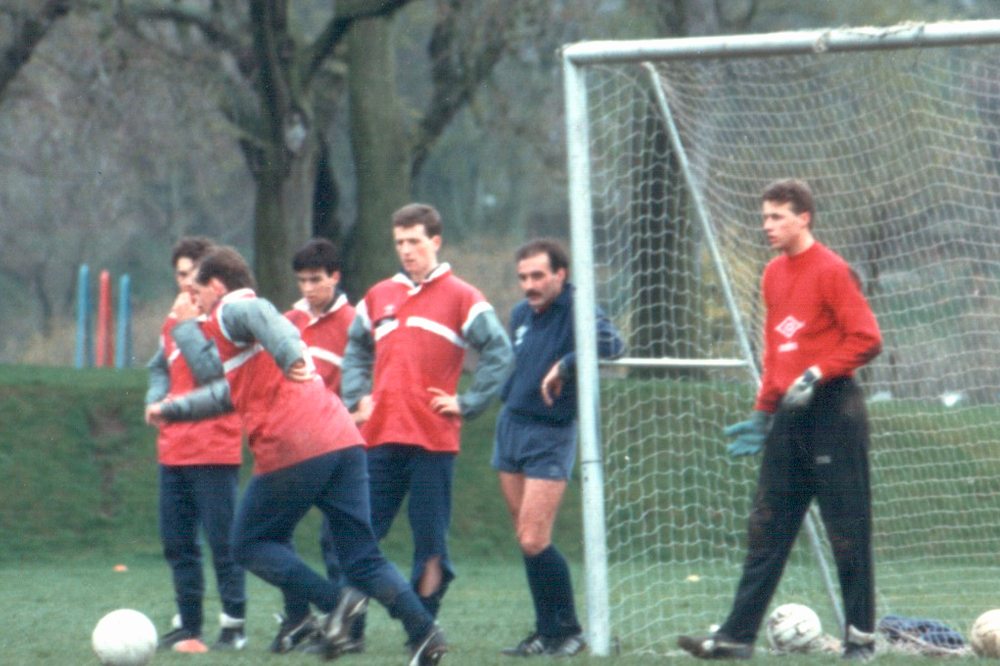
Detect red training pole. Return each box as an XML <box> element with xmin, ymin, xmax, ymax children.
<box><xmin>95</xmin><ymin>270</ymin><xmax>114</xmax><ymax>367</ymax></box>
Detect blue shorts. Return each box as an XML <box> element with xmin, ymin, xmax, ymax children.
<box><xmin>491</xmin><ymin>408</ymin><xmax>578</xmax><ymax>481</ymax></box>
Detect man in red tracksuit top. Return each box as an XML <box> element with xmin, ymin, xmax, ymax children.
<box><xmin>342</xmin><ymin>203</ymin><xmax>513</xmax><ymax>632</ymax></box>
<box><xmin>679</xmin><ymin>179</ymin><xmax>882</xmax><ymax>661</ymax></box>
<box><xmin>285</xmin><ymin>238</ymin><xmax>356</xmax><ymax>395</ymax></box>
<box><xmin>145</xmin><ymin>236</ymin><xmax>246</xmax><ymax>653</ymax></box>
<box><xmin>146</xmin><ymin>247</ymin><xmax>448</xmax><ymax>666</ymax></box>
<box><xmin>276</xmin><ymin>237</ymin><xmax>360</xmax><ymax>654</ymax></box>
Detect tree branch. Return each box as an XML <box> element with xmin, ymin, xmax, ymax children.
<box><xmin>109</xmin><ymin>0</ymin><xmax>243</xmax><ymax>53</ymax></box>
<box><xmin>301</xmin><ymin>0</ymin><xmax>415</xmax><ymax>87</ymax></box>
<box><xmin>411</xmin><ymin>0</ymin><xmax>539</xmax><ymax>177</ymax></box>
<box><xmin>0</xmin><ymin>0</ymin><xmax>71</xmax><ymax>98</ymax></box>
<box><xmin>249</xmin><ymin>0</ymin><xmax>291</xmax><ymax>146</ymax></box>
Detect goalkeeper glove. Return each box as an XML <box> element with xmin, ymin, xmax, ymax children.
<box><xmin>724</xmin><ymin>410</ymin><xmax>771</xmax><ymax>457</ymax></box>
<box><xmin>781</xmin><ymin>365</ymin><xmax>822</xmax><ymax>410</ymax></box>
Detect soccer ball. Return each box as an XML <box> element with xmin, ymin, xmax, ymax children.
<box><xmin>766</xmin><ymin>603</ymin><xmax>823</xmax><ymax>654</ymax></box>
<box><xmin>972</xmin><ymin>609</ymin><xmax>1000</xmax><ymax>657</ymax></box>
<box><xmin>92</xmin><ymin>609</ymin><xmax>158</xmax><ymax>666</ymax></box>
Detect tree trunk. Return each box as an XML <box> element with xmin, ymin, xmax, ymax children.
<box><xmin>681</xmin><ymin>0</ymin><xmax>719</xmax><ymax>35</ymax></box>
<box><xmin>342</xmin><ymin>15</ymin><xmax>410</xmax><ymax>299</ymax></box>
<box><xmin>630</xmin><ymin>96</ymin><xmax>693</xmax><ymax>378</ymax></box>
<box><xmin>252</xmin><ymin>132</ymin><xmax>320</xmax><ymax>307</ymax></box>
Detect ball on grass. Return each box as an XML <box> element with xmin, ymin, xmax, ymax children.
<box><xmin>766</xmin><ymin>603</ymin><xmax>823</xmax><ymax>654</ymax></box>
<box><xmin>972</xmin><ymin>609</ymin><xmax>1000</xmax><ymax>658</ymax></box>
<box><xmin>92</xmin><ymin>609</ymin><xmax>157</xmax><ymax>666</ymax></box>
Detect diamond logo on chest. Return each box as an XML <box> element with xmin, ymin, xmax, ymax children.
<box><xmin>775</xmin><ymin>315</ymin><xmax>804</xmax><ymax>339</ymax></box>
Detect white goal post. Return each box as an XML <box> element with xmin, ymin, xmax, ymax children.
<box><xmin>565</xmin><ymin>20</ymin><xmax>1000</xmax><ymax>656</ymax></box>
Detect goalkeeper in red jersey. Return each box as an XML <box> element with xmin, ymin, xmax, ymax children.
<box><xmin>678</xmin><ymin>179</ymin><xmax>882</xmax><ymax>661</ymax></box>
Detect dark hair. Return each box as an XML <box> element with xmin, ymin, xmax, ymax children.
<box><xmin>171</xmin><ymin>236</ymin><xmax>215</xmax><ymax>268</ymax></box>
<box><xmin>515</xmin><ymin>238</ymin><xmax>570</xmax><ymax>275</ymax></box>
<box><xmin>292</xmin><ymin>238</ymin><xmax>341</xmax><ymax>275</ymax></box>
<box><xmin>392</xmin><ymin>203</ymin><xmax>442</xmax><ymax>239</ymax></box>
<box><xmin>761</xmin><ymin>179</ymin><xmax>815</xmax><ymax>222</ymax></box>
<box><xmin>195</xmin><ymin>247</ymin><xmax>256</xmax><ymax>291</ymax></box>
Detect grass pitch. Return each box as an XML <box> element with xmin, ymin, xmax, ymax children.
<box><xmin>0</xmin><ymin>555</ymin><xmax>965</xmax><ymax>665</ymax></box>
<box><xmin>0</xmin><ymin>365</ymin><xmax>990</xmax><ymax>664</ymax></box>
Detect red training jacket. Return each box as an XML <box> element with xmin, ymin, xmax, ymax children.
<box><xmin>205</xmin><ymin>289</ymin><xmax>362</xmax><ymax>475</ymax></box>
<box><xmin>285</xmin><ymin>293</ymin><xmax>355</xmax><ymax>396</ymax></box>
<box><xmin>157</xmin><ymin>313</ymin><xmax>242</xmax><ymax>466</ymax></box>
<box><xmin>755</xmin><ymin>242</ymin><xmax>882</xmax><ymax>413</ymax></box>
<box><xmin>358</xmin><ymin>265</ymin><xmax>492</xmax><ymax>453</ymax></box>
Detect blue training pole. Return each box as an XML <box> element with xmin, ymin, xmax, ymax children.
<box><xmin>75</xmin><ymin>264</ymin><xmax>91</xmax><ymax>368</ymax></box>
<box><xmin>115</xmin><ymin>274</ymin><xmax>131</xmax><ymax>368</ymax></box>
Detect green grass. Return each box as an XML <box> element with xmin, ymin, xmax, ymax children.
<box><xmin>0</xmin><ymin>555</ymin><xmax>966</xmax><ymax>665</ymax></box>
<box><xmin>0</xmin><ymin>364</ymin><xmax>580</xmax><ymax>564</ymax></box>
<box><xmin>0</xmin><ymin>364</ymin><xmax>992</xmax><ymax>664</ymax></box>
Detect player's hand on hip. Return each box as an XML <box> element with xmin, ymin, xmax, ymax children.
<box><xmin>781</xmin><ymin>365</ymin><xmax>822</xmax><ymax>410</ymax></box>
<box><xmin>541</xmin><ymin>361</ymin><xmax>564</xmax><ymax>406</ymax></box>
<box><xmin>723</xmin><ymin>410</ymin><xmax>771</xmax><ymax>457</ymax></box>
<box><xmin>428</xmin><ymin>387</ymin><xmax>460</xmax><ymax>417</ymax></box>
<box><xmin>352</xmin><ymin>395</ymin><xmax>374</xmax><ymax>424</ymax></box>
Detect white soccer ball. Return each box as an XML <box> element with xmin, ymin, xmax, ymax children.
<box><xmin>92</xmin><ymin>609</ymin><xmax>158</xmax><ymax>666</ymax></box>
<box><xmin>972</xmin><ymin>609</ymin><xmax>1000</xmax><ymax>657</ymax></box>
<box><xmin>766</xmin><ymin>603</ymin><xmax>823</xmax><ymax>654</ymax></box>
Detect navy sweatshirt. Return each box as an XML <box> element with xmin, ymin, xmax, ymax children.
<box><xmin>500</xmin><ymin>285</ymin><xmax>623</xmax><ymax>426</ymax></box>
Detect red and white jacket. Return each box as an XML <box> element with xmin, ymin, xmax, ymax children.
<box><xmin>285</xmin><ymin>292</ymin><xmax>355</xmax><ymax>396</ymax></box>
<box><xmin>204</xmin><ymin>289</ymin><xmax>362</xmax><ymax>474</ymax></box>
<box><xmin>351</xmin><ymin>265</ymin><xmax>496</xmax><ymax>453</ymax></box>
<box><xmin>156</xmin><ymin>313</ymin><xmax>242</xmax><ymax>466</ymax></box>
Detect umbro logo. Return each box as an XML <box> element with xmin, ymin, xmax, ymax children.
<box><xmin>514</xmin><ymin>324</ymin><xmax>528</xmax><ymax>347</ymax></box>
<box><xmin>775</xmin><ymin>315</ymin><xmax>804</xmax><ymax>339</ymax></box>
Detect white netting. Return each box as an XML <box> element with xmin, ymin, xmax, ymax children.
<box><xmin>572</xmin><ymin>23</ymin><xmax>1000</xmax><ymax>655</ymax></box>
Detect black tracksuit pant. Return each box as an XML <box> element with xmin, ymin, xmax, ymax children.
<box><xmin>719</xmin><ymin>377</ymin><xmax>874</xmax><ymax>644</ymax></box>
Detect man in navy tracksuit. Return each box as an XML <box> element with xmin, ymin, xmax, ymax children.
<box><xmin>494</xmin><ymin>238</ymin><xmax>623</xmax><ymax>658</ymax></box>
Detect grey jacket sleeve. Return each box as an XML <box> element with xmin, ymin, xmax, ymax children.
<box><xmin>219</xmin><ymin>298</ymin><xmax>305</xmax><ymax>372</ymax></box>
<box><xmin>171</xmin><ymin>319</ymin><xmax>225</xmax><ymax>385</ymax></box>
<box><xmin>457</xmin><ymin>307</ymin><xmax>513</xmax><ymax>420</ymax></box>
<box><xmin>159</xmin><ymin>378</ymin><xmax>234</xmax><ymax>421</ymax></box>
<box><xmin>145</xmin><ymin>344</ymin><xmax>170</xmax><ymax>405</ymax></box>
<box><xmin>340</xmin><ymin>312</ymin><xmax>375</xmax><ymax>411</ymax></box>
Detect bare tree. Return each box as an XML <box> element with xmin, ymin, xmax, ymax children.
<box><xmin>656</xmin><ymin>0</ymin><xmax>757</xmax><ymax>35</ymax></box>
<box><xmin>0</xmin><ymin>1</ymin><xmax>70</xmax><ymax>95</ymax></box>
<box><xmin>342</xmin><ymin>0</ymin><xmax>549</xmax><ymax>294</ymax></box>
<box><xmin>78</xmin><ymin>0</ymin><xmax>550</xmax><ymax>302</ymax></box>
<box><xmin>0</xmin><ymin>10</ymin><xmax>249</xmax><ymax>350</ymax></box>
<box><xmin>103</xmin><ymin>0</ymin><xmax>417</xmax><ymax>305</ymax></box>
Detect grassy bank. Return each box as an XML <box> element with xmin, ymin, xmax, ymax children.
<box><xmin>0</xmin><ymin>364</ymin><xmax>582</xmax><ymax>565</ymax></box>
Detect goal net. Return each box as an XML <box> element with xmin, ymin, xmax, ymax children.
<box><xmin>564</xmin><ymin>20</ymin><xmax>1000</xmax><ymax>656</ymax></box>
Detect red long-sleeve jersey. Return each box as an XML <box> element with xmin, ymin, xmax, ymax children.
<box><xmin>285</xmin><ymin>293</ymin><xmax>355</xmax><ymax>396</ymax></box>
<box><xmin>755</xmin><ymin>242</ymin><xmax>882</xmax><ymax>413</ymax></box>
<box><xmin>357</xmin><ymin>266</ymin><xmax>491</xmax><ymax>454</ymax></box>
<box><xmin>157</xmin><ymin>313</ymin><xmax>242</xmax><ymax>466</ymax></box>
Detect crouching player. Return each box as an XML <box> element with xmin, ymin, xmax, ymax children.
<box><xmin>145</xmin><ymin>247</ymin><xmax>447</xmax><ymax>666</ymax></box>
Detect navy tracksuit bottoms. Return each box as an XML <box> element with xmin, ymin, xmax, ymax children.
<box><xmin>720</xmin><ymin>377</ymin><xmax>874</xmax><ymax>643</ymax></box>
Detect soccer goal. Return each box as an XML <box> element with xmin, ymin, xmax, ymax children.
<box><xmin>564</xmin><ymin>20</ymin><xmax>1000</xmax><ymax>656</ymax></box>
